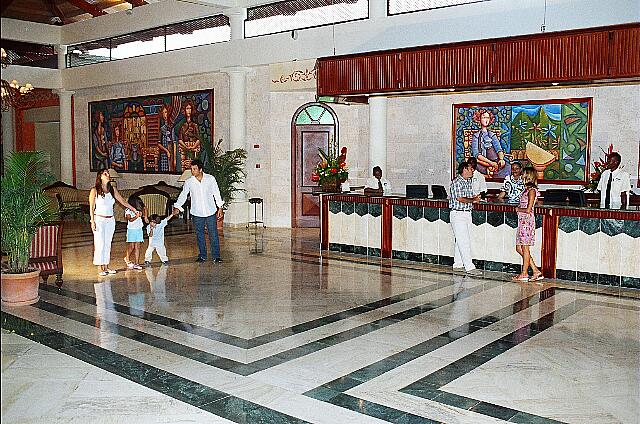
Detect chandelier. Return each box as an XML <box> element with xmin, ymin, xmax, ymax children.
<box><xmin>1</xmin><ymin>47</ymin><xmax>35</xmax><ymax>112</ymax></box>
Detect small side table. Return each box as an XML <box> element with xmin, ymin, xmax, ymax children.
<box><xmin>247</xmin><ymin>197</ymin><xmax>266</xmax><ymax>228</ymax></box>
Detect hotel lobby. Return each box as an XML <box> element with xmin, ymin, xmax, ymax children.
<box><xmin>2</xmin><ymin>0</ymin><xmax>639</xmax><ymax>423</ymax></box>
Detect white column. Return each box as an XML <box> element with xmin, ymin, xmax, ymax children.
<box><xmin>221</xmin><ymin>67</ymin><xmax>253</xmax><ymax>225</ymax></box>
<box><xmin>224</xmin><ymin>8</ymin><xmax>246</xmax><ymax>41</ymax></box>
<box><xmin>368</xmin><ymin>96</ymin><xmax>388</xmax><ymax>174</ymax></box>
<box><xmin>56</xmin><ymin>90</ymin><xmax>74</xmax><ymax>184</ymax></box>
<box><xmin>369</xmin><ymin>0</ymin><xmax>387</xmax><ymax>19</ymax></box>
<box><xmin>56</xmin><ymin>44</ymin><xmax>67</xmax><ymax>69</ymax></box>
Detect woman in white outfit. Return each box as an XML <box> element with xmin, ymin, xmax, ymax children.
<box><xmin>89</xmin><ymin>169</ymin><xmax>138</xmax><ymax>276</ymax></box>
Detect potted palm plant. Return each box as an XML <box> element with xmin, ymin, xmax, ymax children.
<box><xmin>1</xmin><ymin>152</ymin><xmax>57</xmax><ymax>306</ymax></box>
<box><xmin>200</xmin><ymin>138</ymin><xmax>247</xmax><ymax>230</ymax></box>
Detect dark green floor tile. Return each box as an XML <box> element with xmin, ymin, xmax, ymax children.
<box><xmin>406</xmin><ymin>336</ymin><xmax>450</xmax><ymax>356</ymax></box>
<box><xmin>368</xmin><ymin>247</ymin><xmax>381</xmax><ymax>257</ymax></box>
<box><xmin>423</xmin><ymin>254</ymin><xmax>438</xmax><ymax>264</ymax></box>
<box><xmin>555</xmin><ymin>269</ymin><xmax>577</xmax><ymax>281</ymax></box>
<box><xmin>621</xmin><ymin>276</ymin><xmax>640</xmax><ymax>289</ymax></box>
<box><xmin>484</xmin><ymin>261</ymin><xmax>504</xmax><ymax>272</ymax></box>
<box><xmin>508</xmin><ymin>411</ymin><xmax>564</xmax><ymax>423</ymax></box>
<box><xmin>407</xmin><ymin>252</ymin><xmax>423</xmax><ymax>262</ymax></box>
<box><xmin>435</xmin><ymin>391</ymin><xmax>479</xmax><ymax>409</ymax></box>
<box><xmin>147</xmin><ymin>374</ymin><xmax>228</xmax><ymax>407</ymax></box>
<box><xmin>322</xmin><ymin>376</ymin><xmax>363</xmax><ymax>392</ymax></box>
<box><xmin>304</xmin><ymin>387</ymin><xmax>341</xmax><ymax>402</ymax></box>
<box><xmin>341</xmin><ymin>244</ymin><xmax>354</xmax><ymax>254</ymax></box>
<box><xmin>353</xmin><ymin>245</ymin><xmax>367</xmax><ymax>255</ymax></box>
<box><xmin>331</xmin><ymin>394</ymin><xmax>405</xmax><ymax>421</ymax></box>
<box><xmin>470</xmin><ymin>401</ymin><xmax>518</xmax><ymax>421</ymax></box>
<box><xmin>202</xmin><ymin>396</ymin><xmax>308</xmax><ymax>424</ymax></box>
<box><xmin>29</xmin><ymin>332</ymin><xmax>86</xmax><ymax>350</ymax></box>
<box><xmin>597</xmin><ymin>273</ymin><xmax>620</xmax><ymax>286</ymax></box>
<box><xmin>59</xmin><ymin>343</ymin><xmax>170</xmax><ymax>384</ymax></box>
<box><xmin>393</xmin><ymin>412</ymin><xmax>440</xmax><ymax>424</ymax></box>
<box><xmin>393</xmin><ymin>250</ymin><xmax>409</xmax><ymax>260</ymax></box>
<box><xmin>504</xmin><ymin>263</ymin><xmax>521</xmax><ymax>274</ymax></box>
<box><xmin>576</xmin><ymin>271</ymin><xmax>598</xmax><ymax>284</ymax></box>
<box><xmin>438</xmin><ymin>255</ymin><xmax>454</xmax><ymax>266</ymax></box>
<box><xmin>400</xmin><ymin>386</ymin><xmax>441</xmax><ymax>399</ymax></box>
<box><xmin>329</xmin><ymin>243</ymin><xmax>341</xmax><ymax>252</ymax></box>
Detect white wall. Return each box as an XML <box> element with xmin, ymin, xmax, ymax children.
<box><xmin>60</xmin><ymin>0</ymin><xmax>640</xmax><ymax>90</ymax></box>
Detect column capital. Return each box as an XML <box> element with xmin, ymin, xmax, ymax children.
<box><xmin>54</xmin><ymin>89</ymin><xmax>75</xmax><ymax>98</ymax></box>
<box><xmin>220</xmin><ymin>66</ymin><xmax>255</xmax><ymax>76</ymax></box>
<box><xmin>222</xmin><ymin>7</ymin><xmax>247</xmax><ymax>19</ymax></box>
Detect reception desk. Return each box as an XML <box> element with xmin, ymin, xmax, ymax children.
<box><xmin>320</xmin><ymin>194</ymin><xmax>640</xmax><ymax>289</ymax></box>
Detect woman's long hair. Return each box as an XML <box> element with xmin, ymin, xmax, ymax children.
<box><xmin>521</xmin><ymin>167</ymin><xmax>538</xmax><ymax>188</ymax></box>
<box><xmin>95</xmin><ymin>168</ymin><xmax>113</xmax><ymax>197</ymax></box>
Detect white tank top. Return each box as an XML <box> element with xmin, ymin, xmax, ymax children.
<box><xmin>94</xmin><ymin>192</ymin><xmax>115</xmax><ymax>216</ymax></box>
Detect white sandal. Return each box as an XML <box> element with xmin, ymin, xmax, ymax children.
<box><xmin>98</xmin><ymin>271</ymin><xmax>109</xmax><ymax>276</ymax></box>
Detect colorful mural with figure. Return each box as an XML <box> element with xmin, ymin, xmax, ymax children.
<box><xmin>453</xmin><ymin>98</ymin><xmax>592</xmax><ymax>183</ymax></box>
<box><xmin>89</xmin><ymin>89</ymin><xmax>214</xmax><ymax>174</ymax></box>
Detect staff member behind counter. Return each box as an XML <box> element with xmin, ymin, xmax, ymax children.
<box><xmin>597</xmin><ymin>151</ymin><xmax>631</xmax><ymax>209</ymax></box>
<box><xmin>364</xmin><ymin>166</ymin><xmax>392</xmax><ymax>195</ymax></box>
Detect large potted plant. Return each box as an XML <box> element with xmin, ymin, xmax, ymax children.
<box><xmin>200</xmin><ymin>138</ymin><xmax>247</xmax><ymax>230</ymax></box>
<box><xmin>1</xmin><ymin>152</ymin><xmax>57</xmax><ymax>306</ymax></box>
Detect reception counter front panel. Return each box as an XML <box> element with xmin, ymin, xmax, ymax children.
<box><xmin>321</xmin><ymin>194</ymin><xmax>640</xmax><ymax>289</ymax></box>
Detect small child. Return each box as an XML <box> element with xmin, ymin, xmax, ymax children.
<box><xmin>124</xmin><ymin>195</ymin><xmax>147</xmax><ymax>270</ymax></box>
<box><xmin>144</xmin><ymin>211</ymin><xmax>177</xmax><ymax>265</ymax></box>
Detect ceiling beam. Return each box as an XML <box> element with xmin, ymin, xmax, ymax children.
<box><xmin>1</xmin><ymin>0</ymin><xmax>16</xmax><ymax>14</ymax></box>
<box><xmin>66</xmin><ymin>0</ymin><xmax>107</xmax><ymax>16</ymax></box>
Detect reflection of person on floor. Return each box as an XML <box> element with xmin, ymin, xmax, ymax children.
<box><xmin>448</xmin><ymin>275</ymin><xmax>471</xmax><ymax>340</ymax></box>
<box><xmin>144</xmin><ymin>265</ymin><xmax>168</xmax><ymax>304</ymax></box>
<box><xmin>173</xmin><ymin>159</ymin><xmax>224</xmax><ymax>263</ymax></box>
<box><xmin>144</xmin><ymin>212</ymin><xmax>177</xmax><ymax>265</ymax></box>
<box><xmin>94</xmin><ymin>280</ymin><xmax>117</xmax><ymax>349</ymax></box>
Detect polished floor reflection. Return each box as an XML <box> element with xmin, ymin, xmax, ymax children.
<box><xmin>2</xmin><ymin>220</ymin><xmax>639</xmax><ymax>423</ymax></box>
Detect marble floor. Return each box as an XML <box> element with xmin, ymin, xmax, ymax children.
<box><xmin>2</xmin><ymin>220</ymin><xmax>639</xmax><ymax>424</ymax></box>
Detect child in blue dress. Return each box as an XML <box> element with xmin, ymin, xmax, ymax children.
<box><xmin>124</xmin><ymin>195</ymin><xmax>147</xmax><ymax>270</ymax></box>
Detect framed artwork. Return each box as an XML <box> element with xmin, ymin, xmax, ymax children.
<box><xmin>89</xmin><ymin>89</ymin><xmax>214</xmax><ymax>174</ymax></box>
<box><xmin>452</xmin><ymin>98</ymin><xmax>592</xmax><ymax>183</ymax></box>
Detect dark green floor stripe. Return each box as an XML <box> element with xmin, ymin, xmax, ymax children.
<box><xmin>304</xmin><ymin>288</ymin><xmax>558</xmax><ymax>423</ymax></box>
<box><xmin>41</xmin><ymin>274</ymin><xmax>483</xmax><ymax>349</ymax></box>
<box><xmin>1</xmin><ymin>312</ymin><xmax>308</xmax><ymax>424</ymax></box>
<box><xmin>37</xmin><ymin>280</ymin><xmax>505</xmax><ymax>376</ymax></box>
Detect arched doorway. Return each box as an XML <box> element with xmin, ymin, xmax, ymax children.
<box><xmin>291</xmin><ymin>103</ymin><xmax>339</xmax><ymax>228</ymax></box>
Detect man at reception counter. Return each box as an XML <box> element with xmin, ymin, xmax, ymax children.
<box><xmin>597</xmin><ymin>152</ymin><xmax>631</xmax><ymax>209</ymax></box>
<box><xmin>364</xmin><ymin>166</ymin><xmax>392</xmax><ymax>195</ymax></box>
<box><xmin>449</xmin><ymin>161</ymin><xmax>482</xmax><ymax>275</ymax></box>
<box><xmin>468</xmin><ymin>157</ymin><xmax>487</xmax><ymax>198</ymax></box>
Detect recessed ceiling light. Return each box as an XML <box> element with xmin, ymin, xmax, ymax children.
<box><xmin>551</xmin><ymin>82</ymin><xmax>559</xmax><ymax>86</ymax></box>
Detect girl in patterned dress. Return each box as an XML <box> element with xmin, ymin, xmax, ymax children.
<box><xmin>512</xmin><ymin>167</ymin><xmax>543</xmax><ymax>282</ymax></box>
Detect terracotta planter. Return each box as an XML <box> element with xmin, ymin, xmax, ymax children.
<box><xmin>1</xmin><ymin>269</ymin><xmax>41</xmax><ymax>307</ymax></box>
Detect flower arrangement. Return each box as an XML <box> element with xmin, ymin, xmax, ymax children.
<box><xmin>311</xmin><ymin>147</ymin><xmax>348</xmax><ymax>191</ymax></box>
<box><xmin>586</xmin><ymin>144</ymin><xmax>614</xmax><ymax>192</ymax></box>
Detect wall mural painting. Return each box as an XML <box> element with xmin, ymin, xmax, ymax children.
<box><xmin>453</xmin><ymin>98</ymin><xmax>592</xmax><ymax>183</ymax></box>
<box><xmin>89</xmin><ymin>90</ymin><xmax>214</xmax><ymax>174</ymax></box>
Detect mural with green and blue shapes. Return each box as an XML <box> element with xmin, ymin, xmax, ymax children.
<box><xmin>454</xmin><ymin>98</ymin><xmax>591</xmax><ymax>182</ymax></box>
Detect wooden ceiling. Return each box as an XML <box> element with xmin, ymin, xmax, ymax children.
<box><xmin>1</xmin><ymin>0</ymin><xmax>148</xmax><ymax>25</ymax></box>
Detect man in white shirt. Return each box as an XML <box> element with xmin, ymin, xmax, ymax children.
<box><xmin>364</xmin><ymin>166</ymin><xmax>392</xmax><ymax>195</ymax></box>
<box><xmin>468</xmin><ymin>157</ymin><xmax>487</xmax><ymax>197</ymax></box>
<box><xmin>173</xmin><ymin>159</ymin><xmax>225</xmax><ymax>262</ymax></box>
<box><xmin>597</xmin><ymin>152</ymin><xmax>631</xmax><ymax>209</ymax></box>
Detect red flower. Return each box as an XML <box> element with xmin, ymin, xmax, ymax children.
<box><xmin>590</xmin><ymin>172</ymin><xmax>599</xmax><ymax>179</ymax></box>
<box><xmin>311</xmin><ymin>173</ymin><xmax>319</xmax><ymax>182</ymax></box>
<box><xmin>330</xmin><ymin>168</ymin><xmax>338</xmax><ymax>173</ymax></box>
<box><xmin>594</xmin><ymin>161</ymin><xmax>601</xmax><ymax>168</ymax></box>
<box><xmin>341</xmin><ymin>147</ymin><xmax>347</xmax><ymax>154</ymax></box>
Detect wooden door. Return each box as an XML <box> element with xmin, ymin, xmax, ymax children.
<box><xmin>293</xmin><ymin>125</ymin><xmax>334</xmax><ymax>227</ymax></box>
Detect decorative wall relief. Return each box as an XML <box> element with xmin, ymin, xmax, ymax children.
<box><xmin>453</xmin><ymin>98</ymin><xmax>592</xmax><ymax>183</ymax></box>
<box><xmin>269</xmin><ymin>60</ymin><xmax>317</xmax><ymax>92</ymax></box>
<box><xmin>89</xmin><ymin>89</ymin><xmax>214</xmax><ymax>174</ymax></box>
